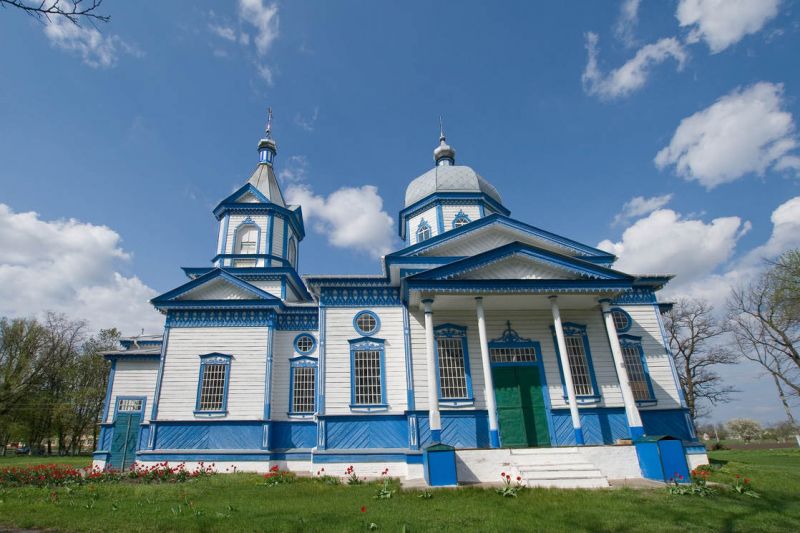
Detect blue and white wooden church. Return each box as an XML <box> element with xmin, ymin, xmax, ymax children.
<box><xmin>95</xmin><ymin>114</ymin><xmax>707</xmax><ymax>486</ymax></box>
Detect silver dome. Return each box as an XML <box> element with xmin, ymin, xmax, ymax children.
<box><xmin>404</xmin><ymin>165</ymin><xmax>503</xmax><ymax>208</ymax></box>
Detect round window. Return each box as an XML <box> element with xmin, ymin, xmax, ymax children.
<box><xmin>354</xmin><ymin>311</ymin><xmax>379</xmax><ymax>335</ymax></box>
<box><xmin>611</xmin><ymin>309</ymin><xmax>631</xmax><ymax>332</ymax></box>
<box><xmin>294</xmin><ymin>334</ymin><xmax>315</xmax><ymax>354</ymax></box>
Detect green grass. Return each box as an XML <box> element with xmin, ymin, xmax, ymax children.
<box><xmin>0</xmin><ymin>449</ymin><xmax>799</xmax><ymax>532</ymax></box>
<box><xmin>0</xmin><ymin>455</ymin><xmax>91</xmax><ymax>467</ymax></box>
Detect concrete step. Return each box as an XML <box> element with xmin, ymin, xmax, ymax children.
<box><xmin>509</xmin><ymin>447</ymin><xmax>579</xmax><ymax>456</ymax></box>
<box><xmin>521</xmin><ymin>469</ymin><xmax>604</xmax><ymax>480</ymax></box>
<box><xmin>519</xmin><ymin>462</ymin><xmax>600</xmax><ymax>472</ymax></box>
<box><xmin>525</xmin><ymin>477</ymin><xmax>610</xmax><ymax>489</ymax></box>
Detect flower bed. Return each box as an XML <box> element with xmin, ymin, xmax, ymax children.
<box><xmin>0</xmin><ymin>461</ymin><xmax>216</xmax><ymax>487</ymax></box>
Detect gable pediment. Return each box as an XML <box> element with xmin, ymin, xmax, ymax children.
<box><xmin>176</xmin><ymin>277</ymin><xmax>262</xmax><ymax>300</ymax></box>
<box><xmin>452</xmin><ymin>255</ymin><xmax>574</xmax><ymax>281</ymax></box>
<box><xmin>151</xmin><ymin>269</ymin><xmax>281</xmax><ymax>309</ymax></box>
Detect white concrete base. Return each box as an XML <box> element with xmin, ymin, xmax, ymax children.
<box><xmin>687</xmin><ymin>452</ymin><xmax>710</xmax><ymax>470</ymax></box>
<box><xmin>91</xmin><ymin>460</ymin><xmax>106</xmax><ymax>470</ymax></box>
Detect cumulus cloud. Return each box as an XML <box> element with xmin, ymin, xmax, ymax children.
<box><xmin>677</xmin><ymin>0</ymin><xmax>782</xmax><ymax>53</ymax></box>
<box><xmin>285</xmin><ymin>184</ymin><xmax>397</xmax><ymax>259</ymax></box>
<box><xmin>614</xmin><ymin>0</ymin><xmax>641</xmax><ymax>47</ymax></box>
<box><xmin>43</xmin><ymin>13</ymin><xmax>141</xmax><ymax>68</ymax></box>
<box><xmin>612</xmin><ymin>194</ymin><xmax>673</xmax><ymax>226</ymax></box>
<box><xmin>278</xmin><ymin>155</ymin><xmax>310</xmax><ymax>184</ymax></box>
<box><xmin>582</xmin><ymin>32</ymin><xmax>687</xmax><ymax>100</ymax></box>
<box><xmin>209</xmin><ymin>22</ymin><xmax>237</xmax><ymax>42</ymax></box>
<box><xmin>294</xmin><ymin>107</ymin><xmax>319</xmax><ymax>132</ymax></box>
<box><xmin>598</xmin><ymin>208</ymin><xmax>750</xmax><ymax>284</ymax></box>
<box><xmin>655</xmin><ymin>82</ymin><xmax>799</xmax><ymax>189</ymax></box>
<box><xmin>238</xmin><ymin>0</ymin><xmax>279</xmax><ymax>55</ymax></box>
<box><xmin>0</xmin><ymin>204</ymin><xmax>162</xmax><ymax>334</ymax></box>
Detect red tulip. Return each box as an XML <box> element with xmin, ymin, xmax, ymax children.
<box><xmin>361</xmin><ymin>506</ymin><xmax>366</xmax><ymax>513</ymax></box>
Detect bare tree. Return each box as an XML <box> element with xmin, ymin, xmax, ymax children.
<box><xmin>0</xmin><ymin>0</ymin><xmax>109</xmax><ymax>25</ymax></box>
<box><xmin>664</xmin><ymin>298</ymin><xmax>738</xmax><ymax>421</ymax></box>
<box><xmin>728</xmin><ymin>249</ymin><xmax>800</xmax><ymax>413</ymax></box>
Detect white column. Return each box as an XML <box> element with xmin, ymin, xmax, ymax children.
<box><xmin>423</xmin><ymin>298</ymin><xmax>442</xmax><ymax>442</ymax></box>
<box><xmin>600</xmin><ymin>300</ymin><xmax>644</xmax><ymax>439</ymax></box>
<box><xmin>549</xmin><ymin>296</ymin><xmax>585</xmax><ymax>445</ymax></box>
<box><xmin>475</xmin><ymin>297</ymin><xmax>500</xmax><ymax>448</ymax></box>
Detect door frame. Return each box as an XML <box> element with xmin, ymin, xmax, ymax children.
<box><xmin>110</xmin><ymin>396</ymin><xmax>147</xmax><ymax>470</ymax></box>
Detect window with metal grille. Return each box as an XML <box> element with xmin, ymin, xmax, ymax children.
<box><xmin>295</xmin><ymin>334</ymin><xmax>314</xmax><ymax>354</ymax></box>
<box><xmin>612</xmin><ymin>309</ymin><xmax>630</xmax><ymax>331</ymax></box>
<box><xmin>621</xmin><ymin>344</ymin><xmax>652</xmax><ymax>401</ymax></box>
<box><xmin>355</xmin><ymin>312</ymin><xmax>378</xmax><ymax>335</ymax></box>
<box><xmin>353</xmin><ymin>350</ymin><xmax>382</xmax><ymax>405</ymax></box>
<box><xmin>437</xmin><ymin>337</ymin><xmax>469</xmax><ymax>399</ymax></box>
<box><xmin>198</xmin><ymin>363</ymin><xmax>227</xmax><ymax>411</ymax></box>
<box><xmin>489</xmin><ymin>346</ymin><xmax>537</xmax><ymax>363</ymax></box>
<box><xmin>118</xmin><ymin>399</ymin><xmax>143</xmax><ymax>412</ymax></box>
<box><xmin>564</xmin><ymin>334</ymin><xmax>594</xmax><ymax>396</ymax></box>
<box><xmin>291</xmin><ymin>366</ymin><xmax>316</xmax><ymax>413</ymax></box>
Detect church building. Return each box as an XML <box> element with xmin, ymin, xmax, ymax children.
<box><xmin>95</xmin><ymin>116</ymin><xmax>706</xmax><ymax>487</ymax></box>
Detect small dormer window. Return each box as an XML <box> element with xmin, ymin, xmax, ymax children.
<box><xmin>452</xmin><ymin>210</ymin><xmax>471</xmax><ymax>229</ymax></box>
<box><xmin>236</xmin><ymin>226</ymin><xmax>258</xmax><ymax>254</ymax></box>
<box><xmin>416</xmin><ymin>220</ymin><xmax>432</xmax><ymax>243</ymax></box>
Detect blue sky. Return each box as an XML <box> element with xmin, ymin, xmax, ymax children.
<box><xmin>1</xmin><ymin>1</ymin><xmax>798</xmax><ymax>423</ymax></box>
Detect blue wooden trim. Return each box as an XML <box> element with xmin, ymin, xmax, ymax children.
<box><xmin>610</xmin><ymin>307</ymin><xmax>633</xmax><ymax>333</ymax></box>
<box><xmin>113</xmin><ymin>395</ymin><xmax>147</xmax><ymax>420</ymax></box>
<box><xmin>653</xmin><ymin>304</ymin><xmax>688</xmax><ymax>408</ymax></box>
<box><xmin>282</xmin><ymin>217</ymin><xmax>289</xmax><ymax>264</ymax></box>
<box><xmin>194</xmin><ymin>353</ymin><xmax>232</xmax><ymax>415</ymax></box>
<box><xmin>397</xmin><ymin>193</ymin><xmax>511</xmax><ymax>239</ymax></box>
<box><xmin>402</xmin><ymin>306</ymin><xmax>415</xmax><ymax>410</ymax></box>
<box><xmin>212</xmin><ymin>184</ymin><xmax>305</xmax><ymax>239</ymax></box>
<box><xmin>353</xmin><ymin>310</ymin><xmax>381</xmax><ymax>336</ymax></box>
<box><xmin>266</xmin><ymin>214</ymin><xmax>274</xmax><ymax>264</ymax></box>
<box><xmin>101</xmin><ymin>359</ymin><xmax>117</xmax><ymax>423</ymax></box>
<box><xmin>232</xmin><ymin>217</ymin><xmax>262</xmax><ymax>255</ymax></box>
<box><xmin>137</xmin><ymin>451</ymin><xmax>311</xmax><ymax>461</ymax></box>
<box><xmin>436</xmin><ymin>204</ymin><xmax>445</xmax><ymax>235</ymax></box>
<box><xmin>349</xmin><ymin>337</ymin><xmax>387</xmax><ymax>410</ymax></box>
<box><xmin>288</xmin><ymin>355</ymin><xmax>318</xmax><ymax>415</ymax></box>
<box><xmin>148</xmin><ymin>325</ymin><xmax>170</xmax><ymax>441</ymax></box>
<box><xmin>263</xmin><ymin>326</ymin><xmax>274</xmax><ymax>427</ymax></box>
<box><xmin>317</xmin><ymin>309</ymin><xmax>327</xmax><ymax>416</ymax></box>
<box><xmin>151</xmin><ymin>269</ymin><xmax>281</xmax><ymax>307</ymax></box>
<box><xmin>293</xmin><ymin>333</ymin><xmax>317</xmax><ymax>355</ymax></box>
<box><xmin>433</xmin><ymin>323</ymin><xmax>474</xmax><ymax>402</ymax></box>
<box><xmin>451</xmin><ymin>209</ymin><xmax>471</xmax><ymax>229</ymax></box>
<box><xmin>618</xmin><ymin>334</ymin><xmax>657</xmax><ymax>403</ymax></box>
<box><xmin>182</xmin><ymin>267</ymin><xmax>313</xmax><ymax>302</ymax></box>
<box><xmin>312</xmin><ymin>452</ymin><xmax>423</xmax><ymax>464</ymax></box>
<box><xmin>550</xmin><ymin>322</ymin><xmax>602</xmax><ymax>403</ymax></box>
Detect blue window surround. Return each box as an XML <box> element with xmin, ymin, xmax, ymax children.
<box><xmin>233</xmin><ymin>217</ymin><xmax>261</xmax><ymax>255</ymax></box>
<box><xmin>294</xmin><ymin>333</ymin><xmax>317</xmax><ymax>355</ymax></box>
<box><xmin>451</xmin><ymin>210</ymin><xmax>471</xmax><ymax>229</ymax></box>
<box><xmin>194</xmin><ymin>353</ymin><xmax>232</xmax><ymax>416</ymax></box>
<box><xmin>416</xmin><ymin>219</ymin><xmax>432</xmax><ymax>243</ymax></box>
<box><xmin>433</xmin><ymin>324</ymin><xmax>474</xmax><ymax>406</ymax></box>
<box><xmin>114</xmin><ymin>396</ymin><xmax>147</xmax><ymax>420</ymax></box>
<box><xmin>289</xmin><ymin>355</ymin><xmax>318</xmax><ymax>418</ymax></box>
<box><xmin>353</xmin><ymin>310</ymin><xmax>380</xmax><ymax>336</ymax></box>
<box><xmin>618</xmin><ymin>334</ymin><xmax>657</xmax><ymax>405</ymax></box>
<box><xmin>349</xmin><ymin>337</ymin><xmax>388</xmax><ymax>412</ymax></box>
<box><xmin>611</xmin><ymin>307</ymin><xmax>632</xmax><ymax>333</ymax></box>
<box><xmin>550</xmin><ymin>322</ymin><xmax>602</xmax><ymax>404</ymax></box>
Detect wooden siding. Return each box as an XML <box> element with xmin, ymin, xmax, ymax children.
<box><xmin>106</xmin><ymin>360</ymin><xmax>159</xmax><ymax>423</ymax></box>
<box><xmin>455</xmin><ymin>256</ymin><xmax>572</xmax><ymax>280</ymax></box>
<box><xmin>176</xmin><ymin>278</ymin><xmax>258</xmax><ymax>300</ymax></box>
<box><xmin>249</xmin><ymin>279</ymin><xmax>282</xmax><ymax>298</ymax></box>
<box><xmin>422</xmin><ymin>225</ymin><xmax>577</xmax><ymax>258</ymax></box>
<box><xmin>271</xmin><ymin>217</ymin><xmax>284</xmax><ymax>266</ymax></box>
<box><xmin>441</xmin><ymin>204</ymin><xmax>481</xmax><ymax>228</ymax></box>
<box><xmin>408</xmin><ymin>206</ymin><xmax>439</xmax><ymax>244</ymax></box>
<box><xmin>271</xmin><ymin>330</ymin><xmax>318</xmax><ymax>421</ymax></box>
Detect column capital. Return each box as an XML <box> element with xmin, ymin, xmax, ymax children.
<box><xmin>474</xmin><ymin>296</ymin><xmax>483</xmax><ymax>303</ymax></box>
<box><xmin>548</xmin><ymin>295</ymin><xmax>558</xmax><ymax>301</ymax></box>
<box><xmin>422</xmin><ymin>298</ymin><xmax>434</xmax><ymax>313</ymax></box>
<box><xmin>598</xmin><ymin>299</ymin><xmax>612</xmax><ymax>312</ymax></box>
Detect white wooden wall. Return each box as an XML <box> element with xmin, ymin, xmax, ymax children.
<box><xmin>323</xmin><ymin>307</ymin><xmax>408</xmax><ymax>414</ymax></box>
<box><xmin>157</xmin><ymin>327</ymin><xmax>268</xmax><ymax>419</ymax></box>
<box><xmin>270</xmin><ymin>330</ymin><xmax>318</xmax><ymax>421</ymax></box>
<box><xmin>221</xmin><ymin>214</ymin><xmax>270</xmax><ymax>256</ymax></box>
<box><xmin>249</xmin><ymin>279</ymin><xmax>283</xmax><ymax>298</ymax></box>
<box><xmin>441</xmin><ymin>204</ymin><xmax>481</xmax><ymax>228</ymax></box>
<box><xmin>106</xmin><ymin>360</ymin><xmax>159</xmax><ymax>423</ymax></box>
<box><xmin>408</xmin><ymin>206</ymin><xmax>439</xmax><ymax>244</ymax></box>
<box><xmin>271</xmin><ymin>217</ymin><xmax>284</xmax><ymax>265</ymax></box>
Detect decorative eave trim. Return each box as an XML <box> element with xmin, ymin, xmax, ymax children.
<box><xmin>404</xmin><ymin>278</ymin><xmax>632</xmax><ymax>300</ymax></box>
<box><xmin>151</xmin><ymin>269</ymin><xmax>282</xmax><ymax>310</ymax></box>
<box><xmin>398</xmin><ymin>192</ymin><xmax>511</xmax><ymax>239</ymax></box>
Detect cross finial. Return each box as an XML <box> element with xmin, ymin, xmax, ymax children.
<box><xmin>439</xmin><ymin>115</ymin><xmax>445</xmax><ymax>142</ymax></box>
<box><xmin>265</xmin><ymin>107</ymin><xmax>273</xmax><ymax>139</ymax></box>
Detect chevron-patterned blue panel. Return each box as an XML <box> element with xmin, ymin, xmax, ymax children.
<box><xmin>271</xmin><ymin>421</ymin><xmax>317</xmax><ymax>449</ymax></box>
<box><xmin>154</xmin><ymin>422</ymin><xmax>262</xmax><ymax>450</ymax></box>
<box><xmin>137</xmin><ymin>426</ymin><xmax>150</xmax><ymax>450</ymax></box>
<box><xmin>418</xmin><ymin>411</ymin><xmax>490</xmax><ymax>448</ymax></box>
<box><xmin>325</xmin><ymin>416</ymin><xmax>407</xmax><ymax>449</ymax></box>
<box><xmin>98</xmin><ymin>425</ymin><xmax>112</xmax><ymax>450</ymax></box>
<box><xmin>641</xmin><ymin>409</ymin><xmax>693</xmax><ymax>440</ymax></box>
<box><xmin>551</xmin><ymin>408</ymin><xmax>629</xmax><ymax>445</ymax></box>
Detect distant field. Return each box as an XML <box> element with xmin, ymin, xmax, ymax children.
<box><xmin>0</xmin><ymin>455</ymin><xmax>91</xmax><ymax>467</ymax></box>
<box><xmin>0</xmin><ymin>448</ymin><xmax>798</xmax><ymax>532</ymax></box>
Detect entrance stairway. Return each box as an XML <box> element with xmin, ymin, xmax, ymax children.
<box><xmin>509</xmin><ymin>447</ymin><xmax>610</xmax><ymax>488</ymax></box>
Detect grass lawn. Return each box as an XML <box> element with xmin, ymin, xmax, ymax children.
<box><xmin>1</xmin><ymin>449</ymin><xmax>799</xmax><ymax>532</ymax></box>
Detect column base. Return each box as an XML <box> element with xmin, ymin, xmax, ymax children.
<box><xmin>629</xmin><ymin>426</ymin><xmax>645</xmax><ymax>440</ymax></box>
<box><xmin>430</xmin><ymin>429</ymin><xmax>442</xmax><ymax>443</ymax></box>
<box><xmin>574</xmin><ymin>427</ymin><xmax>585</xmax><ymax>445</ymax></box>
<box><xmin>489</xmin><ymin>429</ymin><xmax>500</xmax><ymax>448</ymax></box>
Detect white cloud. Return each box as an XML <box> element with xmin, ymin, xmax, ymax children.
<box><xmin>612</xmin><ymin>194</ymin><xmax>673</xmax><ymax>226</ymax></box>
<box><xmin>582</xmin><ymin>32</ymin><xmax>688</xmax><ymax>100</ymax></box>
<box><xmin>209</xmin><ymin>23</ymin><xmax>237</xmax><ymax>42</ymax></box>
<box><xmin>43</xmin><ymin>13</ymin><xmax>141</xmax><ymax>68</ymax></box>
<box><xmin>0</xmin><ymin>204</ymin><xmax>162</xmax><ymax>335</ymax></box>
<box><xmin>677</xmin><ymin>0</ymin><xmax>781</xmax><ymax>53</ymax></box>
<box><xmin>598</xmin><ymin>208</ymin><xmax>750</xmax><ymax>283</ymax></box>
<box><xmin>285</xmin><ymin>184</ymin><xmax>397</xmax><ymax>259</ymax></box>
<box><xmin>614</xmin><ymin>0</ymin><xmax>641</xmax><ymax>47</ymax></box>
<box><xmin>238</xmin><ymin>0</ymin><xmax>279</xmax><ymax>55</ymax></box>
<box><xmin>655</xmin><ymin>82</ymin><xmax>799</xmax><ymax>189</ymax></box>
<box><xmin>255</xmin><ymin>63</ymin><xmax>274</xmax><ymax>85</ymax></box>
<box><xmin>294</xmin><ymin>107</ymin><xmax>319</xmax><ymax>132</ymax></box>
<box><xmin>278</xmin><ymin>155</ymin><xmax>310</xmax><ymax>184</ymax></box>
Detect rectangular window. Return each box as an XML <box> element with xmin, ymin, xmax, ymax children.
<box><xmin>353</xmin><ymin>350</ymin><xmax>382</xmax><ymax>405</ymax></box>
<box><xmin>118</xmin><ymin>399</ymin><xmax>143</xmax><ymax>412</ymax></box>
<box><xmin>565</xmin><ymin>334</ymin><xmax>594</xmax><ymax>396</ymax></box>
<box><xmin>198</xmin><ymin>363</ymin><xmax>227</xmax><ymax>411</ymax></box>
<box><xmin>291</xmin><ymin>366</ymin><xmax>316</xmax><ymax>413</ymax></box>
<box><xmin>489</xmin><ymin>346</ymin><xmax>536</xmax><ymax>363</ymax></box>
<box><xmin>622</xmin><ymin>344</ymin><xmax>652</xmax><ymax>401</ymax></box>
<box><xmin>437</xmin><ymin>337</ymin><xmax>468</xmax><ymax>399</ymax></box>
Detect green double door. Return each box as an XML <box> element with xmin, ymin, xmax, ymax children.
<box><xmin>109</xmin><ymin>411</ymin><xmax>142</xmax><ymax>470</ymax></box>
<box><xmin>492</xmin><ymin>365</ymin><xmax>550</xmax><ymax>447</ymax></box>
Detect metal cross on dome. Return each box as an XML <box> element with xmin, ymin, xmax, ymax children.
<box><xmin>265</xmin><ymin>107</ymin><xmax>273</xmax><ymax>139</ymax></box>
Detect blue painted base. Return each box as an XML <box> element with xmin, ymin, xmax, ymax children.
<box><xmin>629</xmin><ymin>426</ymin><xmax>645</xmax><ymax>439</ymax></box>
<box><xmin>430</xmin><ymin>429</ymin><xmax>442</xmax><ymax>443</ymax></box>
<box><xmin>489</xmin><ymin>429</ymin><xmax>500</xmax><ymax>448</ymax></box>
<box><xmin>574</xmin><ymin>428</ymin><xmax>585</xmax><ymax>445</ymax></box>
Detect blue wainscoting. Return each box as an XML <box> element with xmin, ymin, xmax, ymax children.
<box><xmin>417</xmin><ymin>410</ymin><xmax>490</xmax><ymax>449</ymax></box>
<box><xmin>551</xmin><ymin>408</ymin><xmax>630</xmax><ymax>445</ymax></box>
<box><xmin>97</xmin><ymin>424</ymin><xmax>113</xmax><ymax>451</ymax></box>
<box><xmin>323</xmin><ymin>415</ymin><xmax>408</xmax><ymax>449</ymax></box>
<box><xmin>640</xmin><ymin>409</ymin><xmax>695</xmax><ymax>441</ymax></box>
<box><xmin>138</xmin><ymin>425</ymin><xmax>151</xmax><ymax>450</ymax></box>
<box><xmin>153</xmin><ymin>421</ymin><xmax>263</xmax><ymax>450</ymax></box>
<box><xmin>271</xmin><ymin>421</ymin><xmax>317</xmax><ymax>449</ymax></box>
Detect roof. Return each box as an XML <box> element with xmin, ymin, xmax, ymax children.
<box><xmin>103</xmin><ymin>347</ymin><xmax>161</xmax><ymax>358</ymax></box>
<box><xmin>247</xmin><ymin>163</ymin><xmax>285</xmax><ymax>207</ymax></box>
<box><xmin>404</xmin><ymin>165</ymin><xmax>503</xmax><ymax>207</ymax></box>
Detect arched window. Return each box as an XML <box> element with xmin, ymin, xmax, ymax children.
<box><xmin>416</xmin><ymin>220</ymin><xmax>431</xmax><ymax>243</ymax></box>
<box><xmin>452</xmin><ymin>210</ymin><xmax>471</xmax><ymax>229</ymax></box>
<box><xmin>234</xmin><ymin>222</ymin><xmax>259</xmax><ymax>267</ymax></box>
<box><xmin>287</xmin><ymin>237</ymin><xmax>297</xmax><ymax>268</ymax></box>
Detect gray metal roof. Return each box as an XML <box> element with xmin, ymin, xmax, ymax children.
<box><xmin>103</xmin><ymin>347</ymin><xmax>162</xmax><ymax>357</ymax></box>
<box><xmin>247</xmin><ymin>164</ymin><xmax>286</xmax><ymax>207</ymax></box>
<box><xmin>404</xmin><ymin>165</ymin><xmax>503</xmax><ymax>208</ymax></box>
